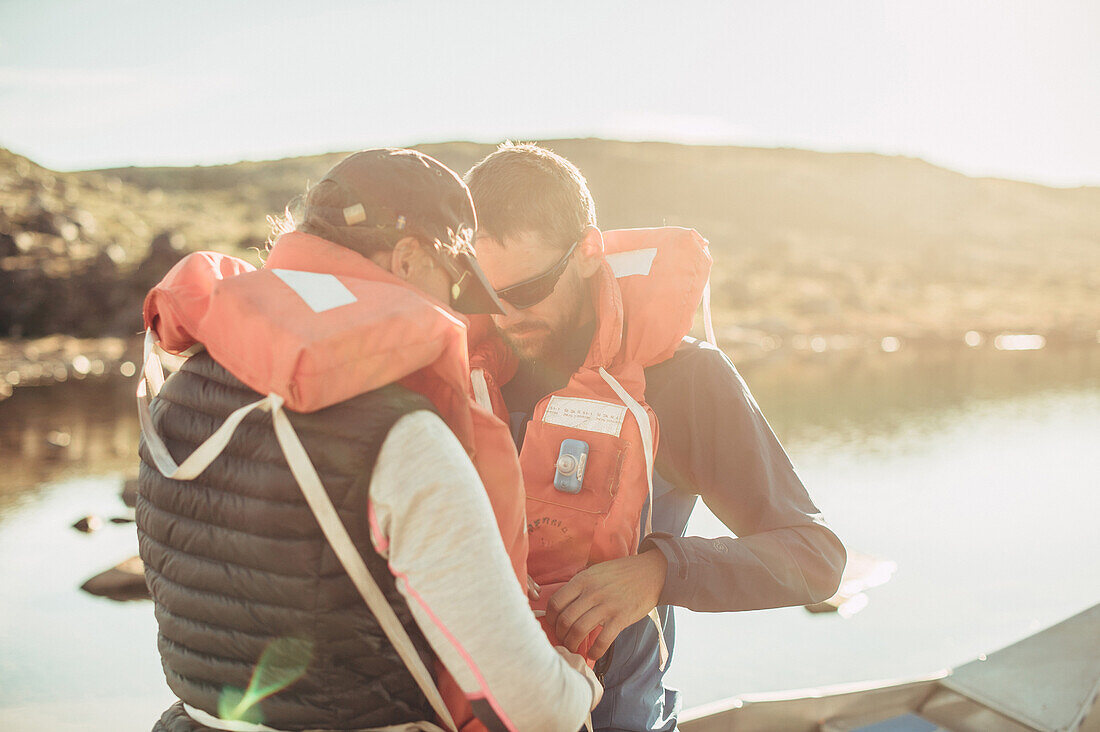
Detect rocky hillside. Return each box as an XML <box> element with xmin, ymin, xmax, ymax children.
<box><xmin>3</xmin><ymin>140</ymin><xmax>1099</xmax><ymax>348</ymax></box>
<box><xmin>0</xmin><ymin>147</ymin><xmax>270</xmax><ymax>339</ymax></box>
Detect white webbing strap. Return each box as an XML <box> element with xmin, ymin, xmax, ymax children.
<box><xmin>702</xmin><ymin>279</ymin><xmax>717</xmax><ymax>347</ymax></box>
<box><xmin>267</xmin><ymin>396</ymin><xmax>457</xmax><ymax>732</ymax></box>
<box><xmin>143</xmin><ymin>328</ymin><xmax>166</xmax><ymax>397</ymax></box>
<box><xmin>596</xmin><ymin>367</ymin><xmax>670</xmax><ymax>671</ymax></box>
<box><xmin>470</xmin><ymin>368</ymin><xmax>492</xmax><ymax>411</ymax></box>
<box><xmin>648</xmin><ymin>607</ymin><xmax>670</xmax><ymax>672</ymax></box>
<box><xmin>597</xmin><ymin>368</ymin><xmax>654</xmax><ymax>536</ymax></box>
<box><xmin>185</xmin><ymin>702</ymin><xmax>448</xmax><ymax>732</ymax></box>
<box><xmin>135</xmin><ymin>330</ymin><xmax>457</xmax><ymax>731</ymax></box>
<box><xmin>137</xmin><ymin>330</ymin><xmax>273</xmax><ymax>481</ymax></box>
<box><xmin>183</xmin><ymin>704</ymin><xmax>281</xmax><ymax>732</ymax></box>
<box><xmin>138</xmin><ymin>386</ymin><xmax>272</xmax><ymax>481</ymax></box>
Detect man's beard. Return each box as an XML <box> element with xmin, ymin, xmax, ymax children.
<box><xmin>500</xmin><ymin>298</ymin><xmax>589</xmax><ymax>368</ymax></box>
<box><xmin>500</xmin><ymin>321</ymin><xmax>559</xmax><ymax>363</ymax></box>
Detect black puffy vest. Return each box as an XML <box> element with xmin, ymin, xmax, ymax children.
<box><xmin>138</xmin><ymin>352</ymin><xmax>437</xmax><ymax>730</ymax></box>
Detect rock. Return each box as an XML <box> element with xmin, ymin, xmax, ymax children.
<box><xmin>73</xmin><ymin>209</ymin><xmax>98</xmax><ymax>234</ymax></box>
<box><xmin>80</xmin><ymin>556</ymin><xmax>150</xmax><ymax>601</ymax></box>
<box><xmin>0</xmin><ymin>231</ymin><xmax>16</xmax><ymax>257</ymax></box>
<box><xmin>18</xmin><ymin>202</ymin><xmax>62</xmax><ymax>235</ymax></box>
<box><xmin>150</xmin><ymin>230</ymin><xmax>186</xmax><ymax>256</ymax></box>
<box><xmin>72</xmin><ymin>515</ymin><xmax>103</xmax><ymax>533</ymax></box>
<box><xmin>127</xmin><ymin>231</ymin><xmax>189</xmax><ymax>323</ymax></box>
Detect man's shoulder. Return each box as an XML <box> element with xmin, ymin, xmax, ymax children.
<box><xmin>643</xmin><ymin>337</ymin><xmax>762</xmax><ymax>439</ymax></box>
<box><xmin>645</xmin><ymin>337</ymin><xmax>738</xmax><ymax>388</ymax></box>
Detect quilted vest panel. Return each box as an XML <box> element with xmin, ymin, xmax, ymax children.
<box><xmin>138</xmin><ymin>352</ymin><xmax>436</xmax><ymax>730</ymax></box>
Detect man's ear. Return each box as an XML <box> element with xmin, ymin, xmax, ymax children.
<box><xmin>575</xmin><ymin>226</ymin><xmax>604</xmax><ymax>279</ymax></box>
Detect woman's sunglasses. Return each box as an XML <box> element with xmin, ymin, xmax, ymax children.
<box><xmin>493</xmin><ymin>241</ymin><xmax>579</xmax><ymax>310</ymax></box>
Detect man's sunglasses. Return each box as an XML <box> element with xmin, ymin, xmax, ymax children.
<box><xmin>494</xmin><ymin>241</ymin><xmax>579</xmax><ymax>310</ymax></box>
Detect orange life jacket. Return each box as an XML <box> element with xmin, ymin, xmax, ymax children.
<box><xmin>485</xmin><ymin>227</ymin><xmax>712</xmax><ymax>662</ymax></box>
<box><xmin>142</xmin><ymin>231</ymin><xmax>528</xmax><ymax>732</ymax></box>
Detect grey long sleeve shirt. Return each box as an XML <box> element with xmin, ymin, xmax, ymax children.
<box><xmin>369</xmin><ymin>411</ymin><xmax>597</xmax><ymax>732</ymax></box>
<box><xmin>639</xmin><ymin>339</ymin><xmax>845</xmax><ymax>612</ymax></box>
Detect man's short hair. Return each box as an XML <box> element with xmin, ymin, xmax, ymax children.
<box><xmin>464</xmin><ymin>142</ymin><xmax>596</xmax><ymax>249</ymax></box>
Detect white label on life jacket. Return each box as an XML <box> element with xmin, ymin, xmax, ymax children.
<box><xmin>542</xmin><ymin>396</ymin><xmax>627</xmax><ymax>436</ymax></box>
<box><xmin>272</xmin><ymin>269</ymin><xmax>357</xmax><ymax>313</ymax></box>
<box><xmin>606</xmin><ymin>248</ymin><xmax>658</xmax><ymax>278</ymax></box>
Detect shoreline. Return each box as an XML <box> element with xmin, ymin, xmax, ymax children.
<box><xmin>2</xmin><ymin>327</ymin><xmax>1095</xmax><ymax>402</ymax></box>
<box><xmin>0</xmin><ymin>335</ymin><xmax>143</xmax><ymax>400</ymax></box>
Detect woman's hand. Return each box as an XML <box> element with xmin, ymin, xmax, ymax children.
<box><xmin>554</xmin><ymin>646</ymin><xmax>603</xmax><ymax>711</ymax></box>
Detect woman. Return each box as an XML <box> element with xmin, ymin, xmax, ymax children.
<box><xmin>137</xmin><ymin>149</ymin><xmax>600</xmax><ymax>731</ymax></box>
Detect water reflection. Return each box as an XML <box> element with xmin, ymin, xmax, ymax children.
<box><xmin>739</xmin><ymin>346</ymin><xmax>1099</xmax><ymax>447</ymax></box>
<box><xmin>2</xmin><ymin>347</ymin><xmax>1093</xmax><ymax>509</ymax></box>
<box><xmin>0</xmin><ymin>377</ymin><xmax>139</xmax><ymax>513</ymax></box>
<box><xmin>669</xmin><ymin>345</ymin><xmax>1100</xmax><ymax>706</ymax></box>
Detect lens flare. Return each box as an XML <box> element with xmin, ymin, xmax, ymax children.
<box><xmin>218</xmin><ymin>636</ymin><xmax>314</xmax><ymax>723</ymax></box>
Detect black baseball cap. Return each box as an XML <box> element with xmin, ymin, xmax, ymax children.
<box><xmin>320</xmin><ymin>148</ymin><xmax>505</xmax><ymax>315</ymax></box>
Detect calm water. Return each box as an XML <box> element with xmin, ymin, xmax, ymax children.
<box><xmin>0</xmin><ymin>347</ymin><xmax>1097</xmax><ymax>730</ymax></box>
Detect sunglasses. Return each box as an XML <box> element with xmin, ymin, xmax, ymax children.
<box><xmin>494</xmin><ymin>241</ymin><xmax>579</xmax><ymax>310</ymax></box>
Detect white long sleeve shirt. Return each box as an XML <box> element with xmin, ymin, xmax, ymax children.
<box><xmin>368</xmin><ymin>410</ymin><xmax>595</xmax><ymax>732</ymax></box>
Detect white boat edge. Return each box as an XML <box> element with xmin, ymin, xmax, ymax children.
<box><xmin>679</xmin><ymin>670</ymin><xmax>952</xmax><ymax>722</ymax></box>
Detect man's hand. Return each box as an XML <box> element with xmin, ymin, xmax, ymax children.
<box><xmin>546</xmin><ymin>549</ymin><xmax>668</xmax><ymax>660</ymax></box>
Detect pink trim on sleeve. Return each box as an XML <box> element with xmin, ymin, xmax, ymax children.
<box><xmin>390</xmin><ymin>564</ymin><xmax>518</xmax><ymax>732</ymax></box>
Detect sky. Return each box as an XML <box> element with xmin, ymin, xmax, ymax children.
<box><xmin>1</xmin><ymin>0</ymin><xmax>1097</xmax><ymax>186</ymax></box>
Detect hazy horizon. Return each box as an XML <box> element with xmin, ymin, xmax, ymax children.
<box><xmin>2</xmin><ymin>0</ymin><xmax>1098</xmax><ymax>186</ymax></box>
<box><xmin>3</xmin><ymin>136</ymin><xmax>1096</xmax><ymax>192</ymax></box>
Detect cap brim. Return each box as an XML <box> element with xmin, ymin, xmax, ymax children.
<box><xmin>450</xmin><ymin>252</ymin><xmax>506</xmax><ymax>315</ymax></box>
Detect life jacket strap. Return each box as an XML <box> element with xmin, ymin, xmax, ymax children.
<box><xmin>183</xmin><ymin>702</ymin><xmax>447</xmax><ymax>732</ymax></box>
<box><xmin>596</xmin><ymin>367</ymin><xmax>654</xmax><ymax>535</ymax></box>
<box><xmin>647</xmin><ymin>608</ymin><xmax>670</xmax><ymax>672</ymax></box>
<box><xmin>702</xmin><ymin>279</ymin><xmax>717</xmax><ymax>347</ymax></box>
<box><xmin>470</xmin><ymin>367</ymin><xmax>493</xmax><ymax>411</ymax></box>
<box><xmin>596</xmin><ymin>367</ymin><xmax>670</xmax><ymax>672</ymax></box>
<box><xmin>142</xmin><ymin>328</ymin><xmax>166</xmax><ymax>396</ymax></box>
<box><xmin>269</xmin><ymin>396</ymin><xmax>459</xmax><ymax>732</ymax></box>
<box><xmin>138</xmin><ymin>330</ymin><xmax>273</xmax><ymax>482</ymax></box>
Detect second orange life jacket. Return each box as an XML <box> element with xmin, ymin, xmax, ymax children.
<box><xmin>481</xmin><ymin>227</ymin><xmax>713</xmax><ymax>662</ymax></box>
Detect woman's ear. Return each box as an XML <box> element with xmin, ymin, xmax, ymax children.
<box><xmin>389</xmin><ymin>236</ymin><xmax>428</xmax><ymax>281</ymax></box>
<box><xmin>575</xmin><ymin>226</ymin><xmax>604</xmax><ymax>279</ymax></box>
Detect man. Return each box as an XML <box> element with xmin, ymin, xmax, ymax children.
<box><xmin>465</xmin><ymin>143</ymin><xmax>846</xmax><ymax>731</ymax></box>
